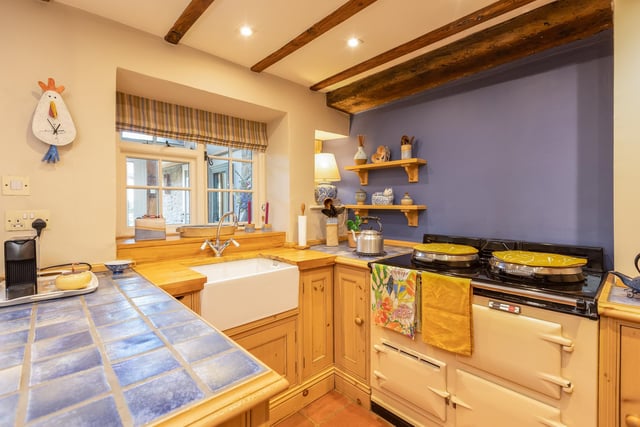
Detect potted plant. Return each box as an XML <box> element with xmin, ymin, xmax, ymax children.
<box><xmin>346</xmin><ymin>214</ymin><xmax>362</xmax><ymax>248</ymax></box>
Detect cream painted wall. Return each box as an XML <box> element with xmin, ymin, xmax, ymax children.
<box><xmin>614</xmin><ymin>0</ymin><xmax>640</xmax><ymax>275</ymax></box>
<box><xmin>0</xmin><ymin>0</ymin><xmax>348</xmax><ymax>273</ymax></box>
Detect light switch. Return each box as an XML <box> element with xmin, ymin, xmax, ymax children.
<box><xmin>2</xmin><ymin>176</ymin><xmax>30</xmax><ymax>195</ymax></box>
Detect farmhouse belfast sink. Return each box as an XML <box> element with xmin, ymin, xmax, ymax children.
<box><xmin>190</xmin><ymin>258</ymin><xmax>299</xmax><ymax>331</ymax></box>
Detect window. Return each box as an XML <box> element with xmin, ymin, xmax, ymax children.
<box><xmin>117</xmin><ymin>132</ymin><xmax>261</xmax><ymax>237</ymax></box>
<box><xmin>206</xmin><ymin>144</ymin><xmax>253</xmax><ymax>223</ymax></box>
<box><xmin>125</xmin><ymin>157</ymin><xmax>191</xmax><ymax>226</ymax></box>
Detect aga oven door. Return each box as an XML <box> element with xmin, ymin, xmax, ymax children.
<box><xmin>458</xmin><ymin>301</ymin><xmax>574</xmax><ymax>399</ymax></box>
<box><xmin>452</xmin><ymin>370</ymin><xmax>566</xmax><ymax>427</ymax></box>
<box><xmin>371</xmin><ymin>337</ymin><xmax>449</xmax><ymax>422</ymax></box>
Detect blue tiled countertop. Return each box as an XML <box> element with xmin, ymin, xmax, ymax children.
<box><xmin>0</xmin><ymin>271</ymin><xmax>287</xmax><ymax>427</ymax></box>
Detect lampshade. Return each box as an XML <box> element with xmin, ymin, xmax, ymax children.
<box><xmin>314</xmin><ymin>153</ymin><xmax>341</xmax><ymax>205</ymax></box>
<box><xmin>314</xmin><ymin>153</ymin><xmax>341</xmax><ymax>183</ymax></box>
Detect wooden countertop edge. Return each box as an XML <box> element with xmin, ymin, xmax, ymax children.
<box><xmin>151</xmin><ymin>370</ymin><xmax>288</xmax><ymax>427</ymax></box>
<box><xmin>334</xmin><ymin>257</ymin><xmax>370</xmax><ymax>269</ymax></box>
<box><xmin>117</xmin><ymin>231</ymin><xmax>287</xmax><ymax>249</ymax></box>
<box><xmin>599</xmin><ymin>276</ymin><xmax>640</xmax><ymax>322</ymax></box>
<box><xmin>133</xmin><ymin>248</ymin><xmax>339</xmax><ymax>295</ymax></box>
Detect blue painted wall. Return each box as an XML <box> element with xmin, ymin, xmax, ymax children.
<box><xmin>327</xmin><ymin>32</ymin><xmax>614</xmax><ymax>268</ymax></box>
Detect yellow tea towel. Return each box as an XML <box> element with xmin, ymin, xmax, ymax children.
<box><xmin>421</xmin><ymin>271</ymin><xmax>472</xmax><ymax>356</ymax></box>
<box><xmin>371</xmin><ymin>263</ymin><xmax>417</xmax><ymax>338</ymax></box>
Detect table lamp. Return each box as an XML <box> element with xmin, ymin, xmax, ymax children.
<box><xmin>314</xmin><ymin>153</ymin><xmax>341</xmax><ymax>204</ymax></box>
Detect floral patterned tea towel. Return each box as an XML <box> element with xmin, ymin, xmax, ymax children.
<box><xmin>371</xmin><ymin>263</ymin><xmax>417</xmax><ymax>338</ymax></box>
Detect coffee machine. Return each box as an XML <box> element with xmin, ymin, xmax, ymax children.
<box><xmin>4</xmin><ymin>237</ymin><xmax>38</xmax><ymax>299</ymax></box>
<box><xmin>3</xmin><ymin>218</ymin><xmax>47</xmax><ymax>299</ymax></box>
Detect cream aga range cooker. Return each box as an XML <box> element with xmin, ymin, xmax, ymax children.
<box><xmin>370</xmin><ymin>234</ymin><xmax>607</xmax><ymax>427</ymax></box>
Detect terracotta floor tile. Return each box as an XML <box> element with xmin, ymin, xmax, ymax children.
<box><xmin>274</xmin><ymin>390</ymin><xmax>391</xmax><ymax>427</ymax></box>
<box><xmin>321</xmin><ymin>403</ymin><xmax>392</xmax><ymax>427</ymax></box>
<box><xmin>273</xmin><ymin>412</ymin><xmax>314</xmax><ymax>427</ymax></box>
<box><xmin>300</xmin><ymin>390</ymin><xmax>351</xmax><ymax>424</ymax></box>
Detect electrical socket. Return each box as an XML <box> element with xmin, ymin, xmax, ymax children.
<box><xmin>5</xmin><ymin>210</ymin><xmax>51</xmax><ymax>232</ymax></box>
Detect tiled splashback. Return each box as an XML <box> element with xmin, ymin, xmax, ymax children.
<box><xmin>0</xmin><ymin>272</ymin><xmax>266</xmax><ymax>426</ymax></box>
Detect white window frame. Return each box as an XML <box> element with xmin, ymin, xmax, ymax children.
<box><xmin>117</xmin><ymin>136</ymin><xmax>264</xmax><ymax>238</ymax></box>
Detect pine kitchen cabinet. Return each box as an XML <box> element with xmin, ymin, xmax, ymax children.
<box><xmin>599</xmin><ymin>277</ymin><xmax>640</xmax><ymax>426</ymax></box>
<box><xmin>225</xmin><ymin>310</ymin><xmax>298</xmax><ymax>393</ymax></box>
<box><xmin>334</xmin><ymin>263</ymin><xmax>371</xmax><ymax>408</ymax></box>
<box><xmin>269</xmin><ymin>259</ymin><xmax>336</xmax><ymax>424</ymax></box>
<box><xmin>300</xmin><ymin>265</ymin><xmax>334</xmax><ymax>379</ymax></box>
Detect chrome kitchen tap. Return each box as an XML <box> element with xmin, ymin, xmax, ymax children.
<box><xmin>200</xmin><ymin>211</ymin><xmax>240</xmax><ymax>257</ymax></box>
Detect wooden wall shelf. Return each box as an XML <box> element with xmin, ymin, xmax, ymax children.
<box><xmin>344</xmin><ymin>158</ymin><xmax>426</xmax><ymax>185</ymax></box>
<box><xmin>345</xmin><ymin>204</ymin><xmax>426</xmax><ymax>227</ymax></box>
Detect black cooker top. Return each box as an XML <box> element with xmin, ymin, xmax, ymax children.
<box><xmin>372</xmin><ymin>234</ymin><xmax>607</xmax><ymax>319</ymax></box>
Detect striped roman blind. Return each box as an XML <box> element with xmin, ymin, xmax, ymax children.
<box><xmin>115</xmin><ymin>92</ymin><xmax>268</xmax><ymax>152</ymax></box>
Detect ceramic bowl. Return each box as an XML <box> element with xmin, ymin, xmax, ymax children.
<box><xmin>104</xmin><ymin>260</ymin><xmax>133</xmax><ymax>275</ymax></box>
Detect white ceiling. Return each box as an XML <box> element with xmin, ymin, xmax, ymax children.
<box><xmin>54</xmin><ymin>0</ymin><xmax>556</xmax><ymax>92</ymax></box>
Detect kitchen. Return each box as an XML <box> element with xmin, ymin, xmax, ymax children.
<box><xmin>1</xmin><ymin>0</ymin><xmax>640</xmax><ymax>426</ymax></box>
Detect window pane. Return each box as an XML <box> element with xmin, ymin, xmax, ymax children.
<box><xmin>206</xmin><ymin>144</ymin><xmax>229</xmax><ymax>157</ymax></box>
<box><xmin>207</xmin><ymin>158</ymin><xmax>229</xmax><ymax>190</ymax></box>
<box><xmin>126</xmin><ymin>189</ymin><xmax>159</xmax><ymax>226</ymax></box>
<box><xmin>127</xmin><ymin>158</ymin><xmax>159</xmax><ymax>186</ymax></box>
<box><xmin>122</xmin><ymin>131</ymin><xmax>153</xmax><ymax>142</ymax></box>
<box><xmin>231</xmin><ymin>148</ymin><xmax>252</xmax><ymax>160</ymax></box>
<box><xmin>234</xmin><ymin>193</ymin><xmax>252</xmax><ymax>223</ymax></box>
<box><xmin>162</xmin><ymin>161</ymin><xmax>190</xmax><ymax>188</ymax></box>
<box><xmin>207</xmin><ymin>192</ymin><xmax>230</xmax><ymax>223</ymax></box>
<box><xmin>157</xmin><ymin>137</ymin><xmax>197</xmax><ymax>150</ymax></box>
<box><xmin>163</xmin><ymin>190</ymin><xmax>190</xmax><ymax>225</ymax></box>
<box><xmin>233</xmin><ymin>161</ymin><xmax>252</xmax><ymax>190</ymax></box>
<box><xmin>121</xmin><ymin>132</ymin><xmax>196</xmax><ymax>149</ymax></box>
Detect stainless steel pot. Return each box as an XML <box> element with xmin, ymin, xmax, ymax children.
<box><xmin>352</xmin><ymin>216</ymin><xmax>384</xmax><ymax>255</ymax></box>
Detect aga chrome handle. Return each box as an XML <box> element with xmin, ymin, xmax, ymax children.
<box><xmin>373</xmin><ymin>370</ymin><xmax>387</xmax><ymax>381</ymax></box>
<box><xmin>626</xmin><ymin>414</ymin><xmax>640</xmax><ymax>427</ymax></box>
<box><xmin>538</xmin><ymin>332</ymin><xmax>574</xmax><ymax>353</ymax></box>
<box><xmin>449</xmin><ymin>395</ymin><xmax>472</xmax><ymax>410</ymax></box>
<box><xmin>373</xmin><ymin>344</ymin><xmax>386</xmax><ymax>353</ymax></box>
<box><xmin>354</xmin><ymin>317</ymin><xmax>363</xmax><ymax>326</ymax></box>
<box><xmin>538</xmin><ymin>373</ymin><xmax>573</xmax><ymax>394</ymax></box>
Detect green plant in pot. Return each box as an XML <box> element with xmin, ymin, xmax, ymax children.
<box><xmin>346</xmin><ymin>214</ymin><xmax>362</xmax><ymax>248</ymax></box>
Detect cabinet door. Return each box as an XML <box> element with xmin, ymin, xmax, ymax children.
<box><xmin>334</xmin><ymin>264</ymin><xmax>369</xmax><ymax>381</ymax></box>
<box><xmin>300</xmin><ymin>267</ymin><xmax>334</xmax><ymax>380</ymax></box>
<box><xmin>230</xmin><ymin>316</ymin><xmax>298</xmax><ymax>390</ymax></box>
<box><xmin>621</xmin><ymin>325</ymin><xmax>640</xmax><ymax>427</ymax></box>
<box><xmin>175</xmin><ymin>291</ymin><xmax>201</xmax><ymax>314</ymax></box>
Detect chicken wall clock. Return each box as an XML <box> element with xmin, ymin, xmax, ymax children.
<box><xmin>32</xmin><ymin>77</ymin><xmax>77</xmax><ymax>163</ymax></box>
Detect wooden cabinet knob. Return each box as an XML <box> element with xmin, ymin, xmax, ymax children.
<box><xmin>626</xmin><ymin>414</ymin><xmax>640</xmax><ymax>427</ymax></box>
<box><xmin>354</xmin><ymin>317</ymin><xmax>363</xmax><ymax>326</ymax></box>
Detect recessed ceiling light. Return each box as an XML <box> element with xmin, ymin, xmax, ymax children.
<box><xmin>240</xmin><ymin>25</ymin><xmax>253</xmax><ymax>37</ymax></box>
<box><xmin>347</xmin><ymin>38</ymin><xmax>362</xmax><ymax>48</ymax></box>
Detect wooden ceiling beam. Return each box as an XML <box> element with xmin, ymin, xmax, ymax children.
<box><xmin>165</xmin><ymin>0</ymin><xmax>217</xmax><ymax>45</ymax></box>
<box><xmin>251</xmin><ymin>0</ymin><xmax>378</xmax><ymax>73</ymax></box>
<box><xmin>311</xmin><ymin>0</ymin><xmax>540</xmax><ymax>91</ymax></box>
<box><xmin>326</xmin><ymin>0</ymin><xmax>612</xmax><ymax>114</ymax></box>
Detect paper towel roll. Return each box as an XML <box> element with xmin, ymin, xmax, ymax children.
<box><xmin>298</xmin><ymin>215</ymin><xmax>307</xmax><ymax>247</ymax></box>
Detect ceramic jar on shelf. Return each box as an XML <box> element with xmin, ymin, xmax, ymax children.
<box><xmin>355</xmin><ymin>189</ymin><xmax>367</xmax><ymax>205</ymax></box>
<box><xmin>354</xmin><ymin>134</ymin><xmax>367</xmax><ymax>165</ymax></box>
<box><xmin>401</xmin><ymin>192</ymin><xmax>414</xmax><ymax>205</ymax></box>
